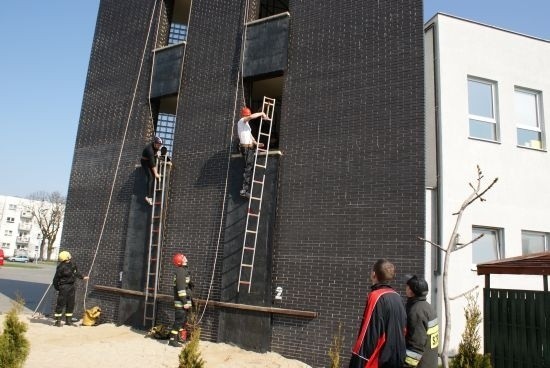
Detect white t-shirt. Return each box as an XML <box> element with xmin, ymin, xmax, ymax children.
<box><xmin>237</xmin><ymin>118</ymin><xmax>253</xmax><ymax>145</ymax></box>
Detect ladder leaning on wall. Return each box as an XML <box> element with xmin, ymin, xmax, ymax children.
<box><xmin>143</xmin><ymin>154</ymin><xmax>171</xmax><ymax>328</ymax></box>
<box><xmin>237</xmin><ymin>96</ymin><xmax>276</xmax><ymax>293</ymax></box>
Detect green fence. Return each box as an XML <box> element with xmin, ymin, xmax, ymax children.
<box><xmin>484</xmin><ymin>288</ymin><xmax>550</xmax><ymax>368</ymax></box>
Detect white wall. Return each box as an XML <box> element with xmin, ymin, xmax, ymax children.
<box><xmin>426</xmin><ymin>14</ymin><xmax>550</xmax><ymax>353</ymax></box>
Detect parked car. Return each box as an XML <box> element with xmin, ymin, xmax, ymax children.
<box><xmin>8</xmin><ymin>255</ymin><xmax>29</xmax><ymax>263</ymax></box>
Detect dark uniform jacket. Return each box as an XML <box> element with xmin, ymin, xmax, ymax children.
<box><xmin>350</xmin><ymin>283</ymin><xmax>407</xmax><ymax>368</ymax></box>
<box><xmin>141</xmin><ymin>142</ymin><xmax>159</xmax><ymax>169</ymax></box>
<box><xmin>173</xmin><ymin>266</ymin><xmax>192</xmax><ymax>307</ymax></box>
<box><xmin>53</xmin><ymin>261</ymin><xmax>83</xmax><ymax>290</ymax></box>
<box><xmin>405</xmin><ymin>297</ymin><xmax>439</xmax><ymax>368</ymax></box>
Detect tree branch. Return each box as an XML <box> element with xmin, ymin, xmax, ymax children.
<box><xmin>450</xmin><ymin>285</ymin><xmax>479</xmax><ymax>300</ymax></box>
<box><xmin>452</xmin><ymin>234</ymin><xmax>485</xmax><ymax>252</ymax></box>
<box><xmin>417</xmin><ymin>237</ymin><xmax>446</xmax><ymax>252</ymax></box>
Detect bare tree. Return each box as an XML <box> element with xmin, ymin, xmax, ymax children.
<box><xmin>420</xmin><ymin>166</ymin><xmax>497</xmax><ymax>368</ymax></box>
<box><xmin>28</xmin><ymin>191</ymin><xmax>66</xmax><ymax>260</ymax></box>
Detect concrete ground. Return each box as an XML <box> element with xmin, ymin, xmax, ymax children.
<box><xmin>0</xmin><ymin>262</ymin><xmax>56</xmax><ymax>315</ymax></box>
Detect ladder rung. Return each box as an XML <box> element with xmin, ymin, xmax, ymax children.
<box><xmin>248</xmin><ymin>212</ymin><xmax>259</xmax><ymax>217</ymax></box>
<box><xmin>259</xmin><ymin>132</ymin><xmax>270</xmax><ymax>136</ymax></box>
<box><xmin>257</xmin><ymin>148</ymin><xmax>267</xmax><ymax>153</ymax></box>
<box><xmin>251</xmin><ymin>196</ymin><xmax>261</xmax><ymax>201</ymax></box>
<box><xmin>239</xmin><ymin>281</ymin><xmax>251</xmax><ymax>284</ymax></box>
<box><xmin>252</xmin><ymin>179</ymin><xmax>264</xmax><ymax>184</ymax></box>
<box><xmin>244</xmin><ymin>246</ymin><xmax>255</xmax><ymax>251</ymax></box>
<box><xmin>255</xmin><ymin>164</ymin><xmax>266</xmax><ymax>169</ymax></box>
<box><xmin>241</xmin><ymin>264</ymin><xmax>253</xmax><ymax>268</ymax></box>
<box><xmin>246</xmin><ymin>229</ymin><xmax>257</xmax><ymax>234</ymax></box>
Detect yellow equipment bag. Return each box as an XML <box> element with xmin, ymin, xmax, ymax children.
<box><xmin>82</xmin><ymin>306</ymin><xmax>102</xmax><ymax>326</ymax></box>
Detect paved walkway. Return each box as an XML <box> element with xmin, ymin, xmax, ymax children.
<box><xmin>0</xmin><ymin>263</ymin><xmax>56</xmax><ymax>315</ymax></box>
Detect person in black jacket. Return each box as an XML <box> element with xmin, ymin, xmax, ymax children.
<box><xmin>52</xmin><ymin>251</ymin><xmax>88</xmax><ymax>327</ymax></box>
<box><xmin>350</xmin><ymin>259</ymin><xmax>407</xmax><ymax>368</ymax></box>
<box><xmin>404</xmin><ymin>275</ymin><xmax>439</xmax><ymax>368</ymax></box>
<box><xmin>140</xmin><ymin>136</ymin><xmax>162</xmax><ymax>205</ymax></box>
<box><xmin>169</xmin><ymin>253</ymin><xmax>193</xmax><ymax>347</ymax></box>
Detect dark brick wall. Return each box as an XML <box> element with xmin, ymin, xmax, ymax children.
<box><xmin>61</xmin><ymin>0</ymin><xmax>161</xmax><ymax>320</ymax></box>
<box><xmin>270</xmin><ymin>1</ymin><xmax>425</xmax><ymax>366</ymax></box>
<box><xmin>64</xmin><ymin>0</ymin><xmax>425</xmax><ymax>366</ymax></box>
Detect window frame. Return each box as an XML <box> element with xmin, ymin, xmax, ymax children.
<box><xmin>515</xmin><ymin>87</ymin><xmax>545</xmax><ymax>150</ymax></box>
<box><xmin>467</xmin><ymin>77</ymin><xmax>500</xmax><ymax>142</ymax></box>
<box><xmin>472</xmin><ymin>226</ymin><xmax>504</xmax><ymax>265</ymax></box>
<box><xmin>521</xmin><ymin>230</ymin><xmax>549</xmax><ymax>255</ymax></box>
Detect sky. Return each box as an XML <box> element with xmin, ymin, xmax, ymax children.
<box><xmin>0</xmin><ymin>1</ymin><xmax>548</xmax><ymax>199</ymax></box>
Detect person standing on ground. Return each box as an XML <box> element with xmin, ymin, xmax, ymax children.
<box><xmin>141</xmin><ymin>136</ymin><xmax>162</xmax><ymax>205</ymax></box>
<box><xmin>169</xmin><ymin>253</ymin><xmax>193</xmax><ymax>347</ymax></box>
<box><xmin>403</xmin><ymin>275</ymin><xmax>439</xmax><ymax>368</ymax></box>
<box><xmin>237</xmin><ymin>107</ymin><xmax>267</xmax><ymax>198</ymax></box>
<box><xmin>52</xmin><ymin>251</ymin><xmax>89</xmax><ymax>327</ymax></box>
<box><xmin>349</xmin><ymin>259</ymin><xmax>407</xmax><ymax>368</ymax></box>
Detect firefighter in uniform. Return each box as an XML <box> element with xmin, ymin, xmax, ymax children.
<box><xmin>52</xmin><ymin>251</ymin><xmax>88</xmax><ymax>327</ymax></box>
<box><xmin>350</xmin><ymin>259</ymin><xmax>407</xmax><ymax>367</ymax></box>
<box><xmin>169</xmin><ymin>253</ymin><xmax>193</xmax><ymax>347</ymax></box>
<box><xmin>404</xmin><ymin>275</ymin><xmax>439</xmax><ymax>368</ymax></box>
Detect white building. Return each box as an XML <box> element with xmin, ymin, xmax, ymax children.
<box><xmin>425</xmin><ymin>13</ymin><xmax>550</xmax><ymax>352</ymax></box>
<box><xmin>0</xmin><ymin>195</ymin><xmax>63</xmax><ymax>261</ymax></box>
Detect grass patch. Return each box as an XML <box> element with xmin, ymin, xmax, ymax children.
<box><xmin>1</xmin><ymin>263</ymin><xmax>42</xmax><ymax>269</ymax></box>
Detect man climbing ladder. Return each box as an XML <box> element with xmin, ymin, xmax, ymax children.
<box><xmin>237</xmin><ymin>107</ymin><xmax>268</xmax><ymax>198</ymax></box>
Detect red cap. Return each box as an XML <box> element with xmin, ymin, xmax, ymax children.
<box><xmin>241</xmin><ymin>107</ymin><xmax>252</xmax><ymax>117</ymax></box>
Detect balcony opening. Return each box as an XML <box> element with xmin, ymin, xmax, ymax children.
<box><xmin>165</xmin><ymin>0</ymin><xmax>191</xmax><ymax>45</ymax></box>
<box><xmin>258</xmin><ymin>0</ymin><xmax>289</xmax><ymax>19</ymax></box>
<box><xmin>152</xmin><ymin>95</ymin><xmax>178</xmax><ymax>155</ymax></box>
<box><xmin>244</xmin><ymin>75</ymin><xmax>284</xmax><ymax>149</ymax></box>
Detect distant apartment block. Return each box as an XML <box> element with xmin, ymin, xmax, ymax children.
<box><xmin>0</xmin><ymin>195</ymin><xmax>62</xmax><ymax>260</ymax></box>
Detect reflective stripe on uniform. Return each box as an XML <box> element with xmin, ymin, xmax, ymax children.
<box><xmin>405</xmin><ymin>349</ymin><xmax>422</xmax><ymax>366</ymax></box>
<box><xmin>178</xmin><ymin>289</ymin><xmax>187</xmax><ymax>298</ymax></box>
<box><xmin>426</xmin><ymin>318</ymin><xmax>440</xmax><ymax>349</ymax></box>
<box><xmin>174</xmin><ymin>300</ymin><xmax>184</xmax><ymax>308</ymax></box>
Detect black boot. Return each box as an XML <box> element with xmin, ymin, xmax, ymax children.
<box><xmin>65</xmin><ymin>316</ymin><xmax>75</xmax><ymax>326</ymax></box>
<box><xmin>168</xmin><ymin>338</ymin><xmax>182</xmax><ymax>347</ymax></box>
<box><xmin>54</xmin><ymin>317</ymin><xmax>62</xmax><ymax>327</ymax></box>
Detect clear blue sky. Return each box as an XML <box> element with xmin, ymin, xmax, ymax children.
<box><xmin>0</xmin><ymin>1</ymin><xmax>548</xmax><ymax>198</ymax></box>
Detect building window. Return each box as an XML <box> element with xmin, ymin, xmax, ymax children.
<box><xmin>468</xmin><ymin>78</ymin><xmax>498</xmax><ymax>141</ymax></box>
<box><xmin>8</xmin><ymin>204</ymin><xmax>17</xmax><ymax>210</ymax></box>
<box><xmin>1</xmin><ymin>243</ymin><xmax>10</xmax><ymax>249</ymax></box>
<box><xmin>4</xmin><ymin>230</ymin><xmax>13</xmax><ymax>236</ymax></box>
<box><xmin>6</xmin><ymin>217</ymin><xmax>14</xmax><ymax>223</ymax></box>
<box><xmin>515</xmin><ymin>88</ymin><xmax>544</xmax><ymax>149</ymax></box>
<box><xmin>259</xmin><ymin>0</ymin><xmax>289</xmax><ymax>18</ymax></box>
<box><xmin>522</xmin><ymin>230</ymin><xmax>548</xmax><ymax>255</ymax></box>
<box><xmin>472</xmin><ymin>227</ymin><xmax>503</xmax><ymax>264</ymax></box>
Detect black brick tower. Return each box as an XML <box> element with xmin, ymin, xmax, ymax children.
<box><xmin>62</xmin><ymin>1</ymin><xmax>424</xmax><ymax>366</ymax></box>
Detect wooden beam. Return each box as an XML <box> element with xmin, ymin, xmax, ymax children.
<box><xmin>93</xmin><ymin>284</ymin><xmax>318</xmax><ymax>318</ymax></box>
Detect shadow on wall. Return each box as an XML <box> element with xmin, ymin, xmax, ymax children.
<box><xmin>195</xmin><ymin>149</ymin><xmax>236</xmax><ymax>187</ymax></box>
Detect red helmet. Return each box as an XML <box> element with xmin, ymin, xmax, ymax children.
<box><xmin>240</xmin><ymin>107</ymin><xmax>252</xmax><ymax>117</ymax></box>
<box><xmin>172</xmin><ymin>253</ymin><xmax>188</xmax><ymax>267</ymax></box>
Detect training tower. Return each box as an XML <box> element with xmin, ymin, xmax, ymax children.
<box><xmin>61</xmin><ymin>1</ymin><xmax>425</xmax><ymax>366</ymax></box>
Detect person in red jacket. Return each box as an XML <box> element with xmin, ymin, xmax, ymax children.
<box><xmin>349</xmin><ymin>259</ymin><xmax>407</xmax><ymax>367</ymax></box>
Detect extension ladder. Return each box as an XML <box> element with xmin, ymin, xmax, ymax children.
<box><xmin>237</xmin><ymin>96</ymin><xmax>276</xmax><ymax>293</ymax></box>
<box><xmin>143</xmin><ymin>153</ymin><xmax>171</xmax><ymax>327</ymax></box>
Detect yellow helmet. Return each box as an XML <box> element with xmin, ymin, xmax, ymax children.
<box><xmin>58</xmin><ymin>251</ymin><xmax>71</xmax><ymax>262</ymax></box>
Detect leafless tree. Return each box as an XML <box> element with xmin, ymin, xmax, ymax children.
<box><xmin>420</xmin><ymin>166</ymin><xmax>497</xmax><ymax>368</ymax></box>
<box><xmin>28</xmin><ymin>191</ymin><xmax>66</xmax><ymax>260</ymax></box>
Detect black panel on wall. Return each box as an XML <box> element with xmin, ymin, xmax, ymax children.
<box><xmin>243</xmin><ymin>14</ymin><xmax>289</xmax><ymax>78</ymax></box>
<box><xmin>218</xmin><ymin>155</ymin><xmax>279</xmax><ymax>352</ymax></box>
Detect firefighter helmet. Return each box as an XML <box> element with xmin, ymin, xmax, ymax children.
<box><xmin>240</xmin><ymin>107</ymin><xmax>252</xmax><ymax>117</ymax></box>
<box><xmin>406</xmin><ymin>275</ymin><xmax>429</xmax><ymax>297</ymax></box>
<box><xmin>58</xmin><ymin>251</ymin><xmax>71</xmax><ymax>262</ymax></box>
<box><xmin>172</xmin><ymin>253</ymin><xmax>188</xmax><ymax>267</ymax></box>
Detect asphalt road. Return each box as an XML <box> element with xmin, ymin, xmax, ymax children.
<box><xmin>0</xmin><ymin>262</ymin><xmax>57</xmax><ymax>315</ymax></box>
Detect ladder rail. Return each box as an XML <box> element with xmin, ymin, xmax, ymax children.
<box><xmin>143</xmin><ymin>155</ymin><xmax>170</xmax><ymax>326</ymax></box>
<box><xmin>237</xmin><ymin>96</ymin><xmax>276</xmax><ymax>293</ymax></box>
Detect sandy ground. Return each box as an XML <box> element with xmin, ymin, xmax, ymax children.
<box><xmin>0</xmin><ymin>313</ymin><xmax>311</xmax><ymax>368</ymax></box>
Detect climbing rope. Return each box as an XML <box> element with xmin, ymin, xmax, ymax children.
<box><xmin>193</xmin><ymin>0</ymin><xmax>252</xmax><ymax>326</ymax></box>
<box><xmin>83</xmin><ymin>0</ymin><xmax>161</xmax><ymax>310</ymax></box>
